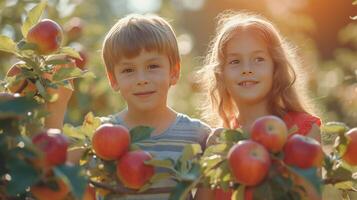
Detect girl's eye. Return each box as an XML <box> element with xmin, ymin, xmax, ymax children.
<box><xmin>229</xmin><ymin>59</ymin><xmax>240</xmax><ymax>64</ymax></box>
<box><xmin>148</xmin><ymin>64</ymin><xmax>160</xmax><ymax>69</ymax></box>
<box><xmin>255</xmin><ymin>57</ymin><xmax>265</xmax><ymax>62</ymax></box>
<box><xmin>121</xmin><ymin>68</ymin><xmax>134</xmax><ymax>73</ymax></box>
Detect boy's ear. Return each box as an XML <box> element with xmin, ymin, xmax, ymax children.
<box><xmin>107</xmin><ymin>72</ymin><xmax>120</xmax><ymax>91</ymax></box>
<box><xmin>169</xmin><ymin>63</ymin><xmax>180</xmax><ymax>85</ymax></box>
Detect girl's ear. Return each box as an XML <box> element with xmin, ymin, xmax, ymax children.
<box><xmin>169</xmin><ymin>63</ymin><xmax>180</xmax><ymax>85</ymax></box>
<box><xmin>107</xmin><ymin>72</ymin><xmax>120</xmax><ymax>91</ymax></box>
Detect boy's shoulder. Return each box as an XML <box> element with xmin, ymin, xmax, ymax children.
<box><xmin>98</xmin><ymin>112</ymin><xmax>122</xmax><ymax>125</ymax></box>
<box><xmin>176</xmin><ymin>113</ymin><xmax>211</xmax><ymax>129</ymax></box>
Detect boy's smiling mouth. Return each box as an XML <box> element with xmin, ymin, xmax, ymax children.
<box><xmin>133</xmin><ymin>91</ymin><xmax>156</xmax><ymax>97</ymax></box>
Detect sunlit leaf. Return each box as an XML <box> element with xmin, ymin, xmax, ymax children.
<box><xmin>60</xmin><ymin>46</ymin><xmax>81</xmax><ymax>59</ymax></box>
<box><xmin>180</xmin><ymin>144</ymin><xmax>202</xmax><ymax>163</ymax></box>
<box><xmin>21</xmin><ymin>1</ymin><xmax>47</xmax><ymax>38</ymax></box>
<box><xmin>232</xmin><ymin>185</ymin><xmax>245</xmax><ymax>200</ymax></box>
<box><xmin>52</xmin><ymin>67</ymin><xmax>83</xmax><ymax>82</ymax></box>
<box><xmin>145</xmin><ymin>159</ymin><xmax>175</xmax><ymax>169</ymax></box>
<box><xmin>0</xmin><ymin>35</ymin><xmax>17</xmax><ymax>54</ymax></box>
<box><xmin>322</xmin><ymin>122</ymin><xmax>349</xmax><ymax>135</ymax></box>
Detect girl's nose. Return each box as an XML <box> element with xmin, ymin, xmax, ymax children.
<box><xmin>241</xmin><ymin>61</ymin><xmax>253</xmax><ymax>75</ymax></box>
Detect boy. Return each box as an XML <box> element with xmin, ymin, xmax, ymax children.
<box><xmin>45</xmin><ymin>14</ymin><xmax>211</xmax><ymax>200</ymax></box>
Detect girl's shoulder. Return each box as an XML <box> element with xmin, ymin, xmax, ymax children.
<box><xmin>283</xmin><ymin>111</ymin><xmax>322</xmax><ymax>136</ymax></box>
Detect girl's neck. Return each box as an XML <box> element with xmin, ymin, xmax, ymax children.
<box><xmin>121</xmin><ymin>106</ymin><xmax>177</xmax><ymax>135</ymax></box>
<box><xmin>236</xmin><ymin>100</ymin><xmax>271</xmax><ymax>131</ymax></box>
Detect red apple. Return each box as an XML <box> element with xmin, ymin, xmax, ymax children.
<box><xmin>73</xmin><ymin>50</ymin><xmax>88</xmax><ymax>70</ymax></box>
<box><xmin>228</xmin><ymin>140</ymin><xmax>271</xmax><ymax>186</ymax></box>
<box><xmin>31</xmin><ymin>178</ymin><xmax>69</xmax><ymax>200</ymax></box>
<box><xmin>64</xmin><ymin>17</ymin><xmax>83</xmax><ymax>42</ymax></box>
<box><xmin>92</xmin><ymin>124</ymin><xmax>130</xmax><ymax>160</ymax></box>
<box><xmin>82</xmin><ymin>184</ymin><xmax>96</xmax><ymax>200</ymax></box>
<box><xmin>244</xmin><ymin>186</ymin><xmax>254</xmax><ymax>200</ymax></box>
<box><xmin>32</xmin><ymin>129</ymin><xmax>68</xmax><ymax>168</ymax></box>
<box><xmin>6</xmin><ymin>62</ymin><xmax>37</xmax><ymax>95</ymax></box>
<box><xmin>214</xmin><ymin>188</ymin><xmax>232</xmax><ymax>200</ymax></box>
<box><xmin>27</xmin><ymin>19</ymin><xmax>63</xmax><ymax>54</ymax></box>
<box><xmin>342</xmin><ymin>128</ymin><xmax>357</xmax><ymax>166</ymax></box>
<box><xmin>251</xmin><ymin>115</ymin><xmax>288</xmax><ymax>153</ymax></box>
<box><xmin>283</xmin><ymin>134</ymin><xmax>323</xmax><ymax>169</ymax></box>
<box><xmin>116</xmin><ymin>150</ymin><xmax>155</xmax><ymax>189</ymax></box>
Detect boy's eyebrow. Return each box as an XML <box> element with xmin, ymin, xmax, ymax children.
<box><xmin>118</xmin><ymin>56</ymin><xmax>162</xmax><ymax>66</ymax></box>
<box><xmin>145</xmin><ymin>56</ymin><xmax>161</xmax><ymax>62</ymax></box>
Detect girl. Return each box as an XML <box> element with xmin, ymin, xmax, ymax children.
<box><xmin>195</xmin><ymin>11</ymin><xmax>321</xmax><ymax>200</ymax></box>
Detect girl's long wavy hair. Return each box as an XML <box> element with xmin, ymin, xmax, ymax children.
<box><xmin>198</xmin><ymin>11</ymin><xmax>316</xmax><ymax>128</ymax></box>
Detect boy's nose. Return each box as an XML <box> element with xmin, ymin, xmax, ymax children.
<box><xmin>136</xmin><ymin>71</ymin><xmax>149</xmax><ymax>85</ymax></box>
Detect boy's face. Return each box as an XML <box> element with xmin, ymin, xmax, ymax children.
<box><xmin>222</xmin><ymin>30</ymin><xmax>274</xmax><ymax>105</ymax></box>
<box><xmin>110</xmin><ymin>50</ymin><xmax>179</xmax><ymax>111</ymax></box>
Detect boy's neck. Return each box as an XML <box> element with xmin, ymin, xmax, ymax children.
<box><xmin>236</xmin><ymin>100</ymin><xmax>271</xmax><ymax>131</ymax></box>
<box><xmin>121</xmin><ymin>106</ymin><xmax>177</xmax><ymax>135</ymax></box>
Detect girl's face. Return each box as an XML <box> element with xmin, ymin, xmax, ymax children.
<box><xmin>222</xmin><ymin>30</ymin><xmax>274</xmax><ymax>105</ymax></box>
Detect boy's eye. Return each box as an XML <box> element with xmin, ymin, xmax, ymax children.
<box><xmin>121</xmin><ymin>68</ymin><xmax>134</xmax><ymax>73</ymax></box>
<box><xmin>148</xmin><ymin>64</ymin><xmax>160</xmax><ymax>69</ymax></box>
<box><xmin>229</xmin><ymin>59</ymin><xmax>240</xmax><ymax>64</ymax></box>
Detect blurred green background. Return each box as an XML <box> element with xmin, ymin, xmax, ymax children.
<box><xmin>0</xmin><ymin>0</ymin><xmax>356</xmax><ymax>199</ymax></box>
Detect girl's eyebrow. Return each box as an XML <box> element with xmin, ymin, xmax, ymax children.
<box><xmin>226</xmin><ymin>50</ymin><xmax>266</xmax><ymax>57</ymax></box>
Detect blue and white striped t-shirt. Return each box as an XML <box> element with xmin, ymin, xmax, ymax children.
<box><xmin>99</xmin><ymin>112</ymin><xmax>211</xmax><ymax>200</ymax></box>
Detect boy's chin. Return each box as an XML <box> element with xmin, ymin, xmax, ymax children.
<box><xmin>129</xmin><ymin>103</ymin><xmax>161</xmax><ymax>112</ymax></box>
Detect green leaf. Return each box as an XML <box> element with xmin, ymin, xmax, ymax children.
<box><xmin>328</xmin><ymin>166</ymin><xmax>354</xmax><ymax>183</ymax></box>
<box><xmin>180</xmin><ymin>162</ymin><xmax>201</xmax><ymax>181</ymax></box>
<box><xmin>254</xmin><ymin>180</ymin><xmax>275</xmax><ymax>200</ymax></box>
<box><xmin>322</xmin><ymin>122</ymin><xmax>349</xmax><ymax>135</ymax></box>
<box><xmin>60</xmin><ymin>46</ymin><xmax>81</xmax><ymax>59</ymax></box>
<box><xmin>45</xmin><ymin>58</ymin><xmax>71</xmax><ymax>66</ymax></box>
<box><xmin>0</xmin><ymin>35</ymin><xmax>17</xmax><ymax>54</ymax></box>
<box><xmin>180</xmin><ymin>144</ymin><xmax>202</xmax><ymax>164</ymax></box>
<box><xmin>138</xmin><ymin>172</ymin><xmax>172</xmax><ymax>193</ymax></box>
<box><xmin>0</xmin><ymin>96</ymin><xmax>39</xmax><ymax>118</ymax></box>
<box><xmin>63</xmin><ymin>123</ymin><xmax>85</xmax><ymax>140</ymax></box>
<box><xmin>6</xmin><ymin>158</ymin><xmax>40</xmax><ymax>195</ymax></box>
<box><xmin>35</xmin><ymin>79</ymin><xmax>47</xmax><ymax>97</ymax></box>
<box><xmin>81</xmin><ymin>112</ymin><xmax>102</xmax><ymax>139</ymax></box>
<box><xmin>52</xmin><ymin>66</ymin><xmax>83</xmax><ymax>82</ymax></box>
<box><xmin>150</xmin><ymin>172</ymin><xmax>172</xmax><ymax>183</ymax></box>
<box><xmin>232</xmin><ymin>185</ymin><xmax>245</xmax><ymax>200</ymax></box>
<box><xmin>203</xmin><ymin>143</ymin><xmax>230</xmax><ymax>156</ymax></box>
<box><xmin>335</xmin><ymin>134</ymin><xmax>349</xmax><ymax>158</ymax></box>
<box><xmin>169</xmin><ymin>181</ymin><xmax>196</xmax><ymax>200</ymax></box>
<box><xmin>145</xmin><ymin>159</ymin><xmax>175</xmax><ymax>169</ymax></box>
<box><xmin>17</xmin><ymin>40</ymin><xmax>38</xmax><ymax>51</ymax></box>
<box><xmin>220</xmin><ymin>129</ymin><xmax>247</xmax><ymax>143</ymax></box>
<box><xmin>22</xmin><ymin>1</ymin><xmax>47</xmax><ymax>38</ymax></box>
<box><xmin>54</xmin><ymin>164</ymin><xmax>88</xmax><ymax>200</ymax></box>
<box><xmin>130</xmin><ymin>126</ymin><xmax>154</xmax><ymax>143</ymax></box>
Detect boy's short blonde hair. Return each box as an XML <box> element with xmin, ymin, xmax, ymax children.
<box><xmin>102</xmin><ymin>14</ymin><xmax>180</xmax><ymax>82</ymax></box>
